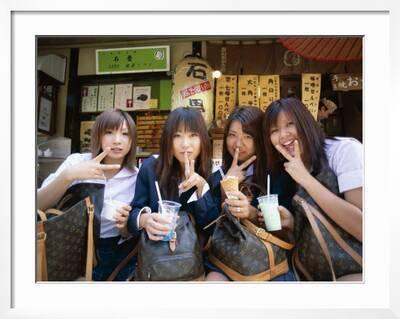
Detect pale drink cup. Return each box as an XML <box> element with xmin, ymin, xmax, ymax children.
<box><xmin>158</xmin><ymin>200</ymin><xmax>181</xmax><ymax>241</ymax></box>
<box><xmin>257</xmin><ymin>194</ymin><xmax>282</xmax><ymax>231</ymax></box>
<box><xmin>103</xmin><ymin>199</ymin><xmax>128</xmax><ymax>221</ymax></box>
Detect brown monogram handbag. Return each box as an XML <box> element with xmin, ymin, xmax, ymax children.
<box><xmin>208</xmin><ymin>203</ymin><xmax>294</xmax><ymax>281</ymax></box>
<box><xmin>291</xmin><ymin>166</ymin><xmax>363</xmax><ymax>281</ymax></box>
<box><xmin>36</xmin><ymin>197</ymin><xmax>95</xmax><ymax>281</ymax></box>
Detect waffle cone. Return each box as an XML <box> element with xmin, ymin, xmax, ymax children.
<box><xmin>220</xmin><ymin>176</ymin><xmax>239</xmax><ymax>193</ymax></box>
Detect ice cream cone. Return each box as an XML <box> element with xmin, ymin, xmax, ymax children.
<box><xmin>220</xmin><ymin>176</ymin><xmax>239</xmax><ymax>199</ymax></box>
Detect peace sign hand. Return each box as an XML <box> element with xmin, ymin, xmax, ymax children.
<box><xmin>178</xmin><ymin>152</ymin><xmax>206</xmax><ymax>195</ymax></box>
<box><xmin>225</xmin><ymin>148</ymin><xmax>256</xmax><ymax>183</ymax></box>
<box><xmin>274</xmin><ymin>140</ymin><xmax>311</xmax><ymax>187</ymax></box>
<box><xmin>64</xmin><ymin>148</ymin><xmax>121</xmax><ymax>182</ymax></box>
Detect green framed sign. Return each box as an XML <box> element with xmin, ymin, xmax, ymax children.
<box><xmin>96</xmin><ymin>46</ymin><xmax>170</xmax><ymax>74</ymax></box>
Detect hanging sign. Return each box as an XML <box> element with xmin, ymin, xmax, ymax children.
<box><xmin>171</xmin><ymin>55</ymin><xmax>214</xmax><ymax>128</ymax></box>
<box><xmin>215</xmin><ymin>75</ymin><xmax>237</xmax><ymax>127</ymax></box>
<box><xmin>238</xmin><ymin>75</ymin><xmax>259</xmax><ymax>107</ymax></box>
<box><xmin>330</xmin><ymin>73</ymin><xmax>362</xmax><ymax>91</ymax></box>
<box><xmin>96</xmin><ymin>46</ymin><xmax>170</xmax><ymax>74</ymax></box>
<box><xmin>259</xmin><ymin>75</ymin><xmax>280</xmax><ymax>111</ymax></box>
<box><xmin>302</xmin><ymin>73</ymin><xmax>321</xmax><ymax>121</ymax></box>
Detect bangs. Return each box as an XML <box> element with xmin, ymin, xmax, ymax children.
<box><xmin>101</xmin><ymin>112</ymin><xmax>126</xmax><ymax>131</ymax></box>
<box><xmin>174</xmin><ymin>108</ymin><xmax>204</xmax><ymax>133</ymax></box>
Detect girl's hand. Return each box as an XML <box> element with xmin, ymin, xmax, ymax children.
<box><xmin>257</xmin><ymin>205</ymin><xmax>294</xmax><ymax>231</ymax></box>
<box><xmin>225</xmin><ymin>148</ymin><xmax>256</xmax><ymax>183</ymax></box>
<box><xmin>274</xmin><ymin>140</ymin><xmax>312</xmax><ymax>187</ymax></box>
<box><xmin>115</xmin><ymin>204</ymin><xmax>132</xmax><ymax>238</ymax></box>
<box><xmin>64</xmin><ymin>148</ymin><xmax>121</xmax><ymax>182</ymax></box>
<box><xmin>224</xmin><ymin>190</ymin><xmax>255</xmax><ymax>220</ymax></box>
<box><xmin>178</xmin><ymin>152</ymin><xmax>206</xmax><ymax>196</ymax></box>
<box><xmin>139</xmin><ymin>213</ymin><xmax>172</xmax><ymax>241</ymax></box>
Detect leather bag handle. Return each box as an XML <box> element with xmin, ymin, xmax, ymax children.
<box><xmin>294</xmin><ymin>195</ymin><xmax>337</xmax><ymax>280</ymax></box>
<box><xmin>294</xmin><ymin>195</ymin><xmax>362</xmax><ymax>265</ymax></box>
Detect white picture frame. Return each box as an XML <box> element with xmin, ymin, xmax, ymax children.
<box><xmin>3</xmin><ymin>3</ymin><xmax>400</xmax><ymax>319</ymax></box>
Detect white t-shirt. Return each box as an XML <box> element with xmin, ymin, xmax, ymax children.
<box><xmin>324</xmin><ymin>137</ymin><xmax>363</xmax><ymax>193</ymax></box>
<box><xmin>40</xmin><ymin>153</ymin><xmax>138</xmax><ymax>238</ymax></box>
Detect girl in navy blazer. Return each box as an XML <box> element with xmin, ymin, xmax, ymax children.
<box><xmin>127</xmin><ymin>107</ymin><xmax>219</xmax><ymax>242</ymax></box>
<box><xmin>207</xmin><ymin>106</ymin><xmax>296</xmax><ymax>281</ymax></box>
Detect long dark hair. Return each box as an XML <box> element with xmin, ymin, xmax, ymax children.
<box><xmin>222</xmin><ymin>106</ymin><xmax>266</xmax><ymax>191</ymax></box>
<box><xmin>91</xmin><ymin>109</ymin><xmax>136</xmax><ymax>170</ymax></box>
<box><xmin>262</xmin><ymin>98</ymin><xmax>327</xmax><ymax>176</ymax></box>
<box><xmin>156</xmin><ymin>107</ymin><xmax>212</xmax><ymax>199</ymax></box>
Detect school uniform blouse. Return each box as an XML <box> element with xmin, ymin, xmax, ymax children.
<box><xmin>39</xmin><ymin>153</ymin><xmax>138</xmax><ymax>238</ymax></box>
<box><xmin>127</xmin><ymin>156</ymin><xmax>220</xmax><ymax>238</ymax></box>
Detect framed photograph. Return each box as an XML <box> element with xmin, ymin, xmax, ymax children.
<box><xmin>5</xmin><ymin>4</ymin><xmax>400</xmax><ymax>319</ymax></box>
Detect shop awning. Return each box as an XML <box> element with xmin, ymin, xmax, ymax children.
<box><xmin>278</xmin><ymin>37</ymin><xmax>362</xmax><ymax>62</ymax></box>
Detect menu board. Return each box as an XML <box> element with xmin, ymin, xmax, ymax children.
<box><xmin>301</xmin><ymin>73</ymin><xmax>321</xmax><ymax>120</ymax></box>
<box><xmin>133</xmin><ymin>86</ymin><xmax>152</xmax><ymax>110</ymax></box>
<box><xmin>238</xmin><ymin>75</ymin><xmax>259</xmax><ymax>107</ymax></box>
<box><xmin>259</xmin><ymin>75</ymin><xmax>280</xmax><ymax>111</ymax></box>
<box><xmin>214</xmin><ymin>75</ymin><xmax>237</xmax><ymax>127</ymax></box>
<box><xmin>97</xmin><ymin>84</ymin><xmax>115</xmax><ymax>112</ymax></box>
<box><xmin>81</xmin><ymin>85</ymin><xmax>98</xmax><ymax>112</ymax></box>
<box><xmin>114</xmin><ymin>83</ymin><xmax>133</xmax><ymax>111</ymax></box>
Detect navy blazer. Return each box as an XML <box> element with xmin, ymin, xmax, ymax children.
<box><xmin>127</xmin><ymin>156</ymin><xmax>220</xmax><ymax>238</ymax></box>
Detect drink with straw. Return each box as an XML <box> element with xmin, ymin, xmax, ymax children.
<box><xmin>257</xmin><ymin>175</ymin><xmax>282</xmax><ymax>231</ymax></box>
<box><xmin>155</xmin><ymin>181</ymin><xmax>181</xmax><ymax>241</ymax></box>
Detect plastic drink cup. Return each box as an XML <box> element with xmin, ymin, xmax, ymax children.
<box><xmin>257</xmin><ymin>194</ymin><xmax>281</xmax><ymax>231</ymax></box>
<box><xmin>158</xmin><ymin>200</ymin><xmax>181</xmax><ymax>241</ymax></box>
<box><xmin>103</xmin><ymin>199</ymin><xmax>128</xmax><ymax>221</ymax></box>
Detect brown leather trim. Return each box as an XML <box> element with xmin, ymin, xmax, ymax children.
<box><xmin>37</xmin><ymin>210</ymin><xmax>47</xmax><ymax>221</ymax></box>
<box><xmin>45</xmin><ymin>208</ymin><xmax>64</xmax><ymax>216</ymax></box>
<box><xmin>264</xmin><ymin>241</ymin><xmax>275</xmax><ymax>270</ymax></box>
<box><xmin>293</xmin><ymin>249</ymin><xmax>313</xmax><ymax>281</ymax></box>
<box><xmin>302</xmin><ymin>198</ymin><xmax>362</xmax><ymax>266</ymax></box>
<box><xmin>209</xmin><ymin>253</ymin><xmax>289</xmax><ymax>281</ymax></box>
<box><xmin>298</xmin><ymin>198</ymin><xmax>337</xmax><ymax>281</ymax></box>
<box><xmin>85</xmin><ymin>197</ymin><xmax>94</xmax><ymax>281</ymax></box>
<box><xmin>242</xmin><ymin>219</ymin><xmax>294</xmax><ymax>250</ymax></box>
<box><xmin>107</xmin><ymin>245</ymin><xmax>139</xmax><ymax>281</ymax></box>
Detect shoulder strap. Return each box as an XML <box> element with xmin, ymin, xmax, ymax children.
<box><xmin>85</xmin><ymin>197</ymin><xmax>95</xmax><ymax>281</ymax></box>
<box><xmin>293</xmin><ymin>195</ymin><xmax>362</xmax><ymax>266</ymax></box>
<box><xmin>107</xmin><ymin>245</ymin><xmax>139</xmax><ymax>281</ymax></box>
<box><xmin>241</xmin><ymin>219</ymin><xmax>294</xmax><ymax>250</ymax></box>
<box><xmin>294</xmin><ymin>195</ymin><xmax>337</xmax><ymax>281</ymax></box>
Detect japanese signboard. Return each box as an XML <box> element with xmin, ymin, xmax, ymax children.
<box><xmin>238</xmin><ymin>75</ymin><xmax>259</xmax><ymax>107</ymax></box>
<box><xmin>330</xmin><ymin>73</ymin><xmax>362</xmax><ymax>91</ymax></box>
<box><xmin>301</xmin><ymin>73</ymin><xmax>321</xmax><ymax>121</ymax></box>
<box><xmin>114</xmin><ymin>83</ymin><xmax>133</xmax><ymax>111</ymax></box>
<box><xmin>215</xmin><ymin>75</ymin><xmax>237</xmax><ymax>127</ymax></box>
<box><xmin>97</xmin><ymin>84</ymin><xmax>115</xmax><ymax>112</ymax></box>
<box><xmin>96</xmin><ymin>46</ymin><xmax>170</xmax><ymax>74</ymax></box>
<box><xmin>259</xmin><ymin>75</ymin><xmax>280</xmax><ymax>111</ymax></box>
<box><xmin>171</xmin><ymin>56</ymin><xmax>214</xmax><ymax>128</ymax></box>
<box><xmin>81</xmin><ymin>85</ymin><xmax>98</xmax><ymax>112</ymax></box>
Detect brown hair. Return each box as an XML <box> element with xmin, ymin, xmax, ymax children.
<box><xmin>222</xmin><ymin>106</ymin><xmax>267</xmax><ymax>191</ymax></box>
<box><xmin>156</xmin><ymin>107</ymin><xmax>212</xmax><ymax>199</ymax></box>
<box><xmin>91</xmin><ymin>109</ymin><xmax>136</xmax><ymax>170</ymax></box>
<box><xmin>262</xmin><ymin>98</ymin><xmax>327</xmax><ymax>175</ymax></box>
